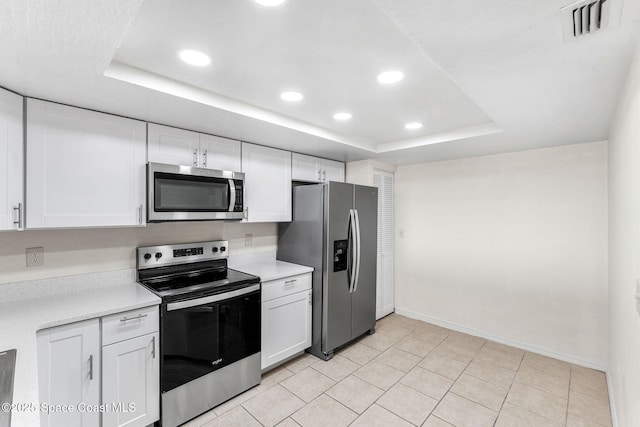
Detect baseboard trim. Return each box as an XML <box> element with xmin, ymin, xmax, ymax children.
<box><xmin>394</xmin><ymin>307</ymin><xmax>607</xmax><ymax>371</ymax></box>
<box><xmin>606</xmin><ymin>370</ymin><xmax>619</xmax><ymax>427</ymax></box>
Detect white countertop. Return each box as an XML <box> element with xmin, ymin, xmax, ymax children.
<box><xmin>0</xmin><ymin>272</ymin><xmax>160</xmax><ymax>427</ymax></box>
<box><xmin>230</xmin><ymin>259</ymin><xmax>314</xmax><ymax>282</ymax></box>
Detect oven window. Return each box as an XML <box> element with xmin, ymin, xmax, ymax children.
<box><xmin>160</xmin><ymin>289</ymin><xmax>261</xmax><ymax>393</ymax></box>
<box><xmin>155</xmin><ymin>173</ymin><xmax>229</xmax><ymax>212</ymax></box>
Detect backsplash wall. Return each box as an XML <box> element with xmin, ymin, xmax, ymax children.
<box><xmin>0</xmin><ymin>221</ymin><xmax>277</xmax><ymax>284</ymax></box>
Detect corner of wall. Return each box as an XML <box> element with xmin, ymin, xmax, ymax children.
<box><xmin>607</xmin><ymin>37</ymin><xmax>640</xmax><ymax>427</ymax></box>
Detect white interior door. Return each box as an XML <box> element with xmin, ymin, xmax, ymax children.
<box><xmin>373</xmin><ymin>170</ymin><xmax>394</xmax><ymax>319</ymax></box>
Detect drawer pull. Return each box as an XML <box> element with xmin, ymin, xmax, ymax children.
<box><xmin>284</xmin><ymin>279</ymin><xmax>297</xmax><ymax>287</ymax></box>
<box><xmin>120</xmin><ymin>313</ymin><xmax>148</xmax><ymax>322</ymax></box>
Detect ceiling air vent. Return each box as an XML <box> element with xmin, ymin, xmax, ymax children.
<box><xmin>560</xmin><ymin>0</ymin><xmax>623</xmax><ymax>41</ymax></box>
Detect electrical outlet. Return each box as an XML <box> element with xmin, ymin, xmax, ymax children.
<box><xmin>26</xmin><ymin>247</ymin><xmax>44</xmax><ymax>268</ymax></box>
<box><xmin>245</xmin><ymin>234</ymin><xmax>253</xmax><ymax>247</ymax></box>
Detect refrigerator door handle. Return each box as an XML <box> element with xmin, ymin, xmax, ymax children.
<box><xmin>352</xmin><ymin>209</ymin><xmax>362</xmax><ymax>293</ymax></box>
<box><xmin>347</xmin><ymin>209</ymin><xmax>357</xmax><ymax>293</ymax></box>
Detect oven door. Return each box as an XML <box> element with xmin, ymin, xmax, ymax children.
<box><xmin>160</xmin><ymin>284</ymin><xmax>261</xmax><ymax>393</ymax></box>
<box><xmin>147</xmin><ymin>162</ymin><xmax>244</xmax><ymax>222</ymax></box>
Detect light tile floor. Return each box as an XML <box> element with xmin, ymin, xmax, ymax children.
<box><xmin>183</xmin><ymin>314</ymin><xmax>612</xmax><ymax>427</ymax></box>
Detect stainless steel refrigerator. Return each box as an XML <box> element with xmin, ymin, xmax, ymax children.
<box><xmin>277</xmin><ymin>181</ymin><xmax>377</xmax><ymax>360</ymax></box>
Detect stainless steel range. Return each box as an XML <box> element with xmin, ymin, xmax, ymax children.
<box><xmin>137</xmin><ymin>240</ymin><xmax>261</xmax><ymax>427</ymax></box>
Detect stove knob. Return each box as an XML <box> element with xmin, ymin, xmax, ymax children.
<box><xmin>212</xmin><ymin>247</ymin><xmax>219</xmax><ymax>253</ymax></box>
<box><xmin>144</xmin><ymin>253</ymin><xmax>152</xmax><ymax>260</ymax></box>
<box><xmin>155</xmin><ymin>252</ymin><xmax>163</xmax><ymax>259</ymax></box>
<box><xmin>220</xmin><ymin>246</ymin><xmax>226</xmax><ymax>252</ymax></box>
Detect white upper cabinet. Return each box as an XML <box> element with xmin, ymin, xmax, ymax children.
<box><xmin>147</xmin><ymin>123</ymin><xmax>199</xmax><ymax>167</ymax></box>
<box><xmin>292</xmin><ymin>153</ymin><xmax>344</xmax><ymax>183</ymax></box>
<box><xmin>241</xmin><ymin>142</ymin><xmax>291</xmax><ymax>222</ymax></box>
<box><xmin>148</xmin><ymin>123</ymin><xmax>241</xmax><ymax>171</ymax></box>
<box><xmin>323</xmin><ymin>158</ymin><xmax>345</xmax><ymax>182</ymax></box>
<box><xmin>26</xmin><ymin>99</ymin><xmax>146</xmax><ymax>229</ymax></box>
<box><xmin>291</xmin><ymin>153</ymin><xmax>319</xmax><ymax>182</ymax></box>
<box><xmin>199</xmin><ymin>133</ymin><xmax>242</xmax><ymax>171</ymax></box>
<box><xmin>0</xmin><ymin>88</ymin><xmax>23</xmax><ymax>231</ymax></box>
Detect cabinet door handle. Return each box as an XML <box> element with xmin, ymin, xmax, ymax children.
<box><xmin>13</xmin><ymin>203</ymin><xmax>23</xmax><ymax>229</ymax></box>
<box><xmin>203</xmin><ymin>150</ymin><xmax>208</xmax><ymax>168</ymax></box>
<box><xmin>138</xmin><ymin>205</ymin><xmax>143</xmax><ymax>225</ymax></box>
<box><xmin>120</xmin><ymin>313</ymin><xmax>148</xmax><ymax>322</ymax></box>
<box><xmin>309</xmin><ymin>290</ymin><xmax>312</xmax><ymax>305</ymax></box>
<box><xmin>89</xmin><ymin>354</ymin><xmax>94</xmax><ymax>380</ymax></box>
<box><xmin>193</xmin><ymin>149</ymin><xmax>198</xmax><ymax>166</ymax></box>
<box><xmin>244</xmin><ymin>206</ymin><xmax>248</xmax><ymax>220</ymax></box>
<box><xmin>322</xmin><ymin>169</ymin><xmax>326</xmax><ymax>182</ymax></box>
<box><xmin>317</xmin><ymin>169</ymin><xmax>321</xmax><ymax>181</ymax></box>
<box><xmin>151</xmin><ymin>336</ymin><xmax>156</xmax><ymax>359</ymax></box>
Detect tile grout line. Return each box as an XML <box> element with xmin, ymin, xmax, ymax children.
<box><xmin>491</xmin><ymin>349</ymin><xmax>523</xmax><ymax>427</ymax></box>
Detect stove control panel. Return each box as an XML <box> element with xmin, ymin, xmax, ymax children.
<box><xmin>137</xmin><ymin>240</ymin><xmax>229</xmax><ymax>269</ymax></box>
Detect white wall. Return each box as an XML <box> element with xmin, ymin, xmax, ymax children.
<box><xmin>0</xmin><ymin>222</ymin><xmax>277</xmax><ymax>284</ymax></box>
<box><xmin>395</xmin><ymin>141</ymin><xmax>608</xmax><ymax>368</ymax></box>
<box><xmin>608</xmin><ymin>40</ymin><xmax>640</xmax><ymax>427</ymax></box>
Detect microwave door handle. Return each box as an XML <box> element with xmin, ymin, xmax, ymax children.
<box><xmin>228</xmin><ymin>179</ymin><xmax>236</xmax><ymax>212</ymax></box>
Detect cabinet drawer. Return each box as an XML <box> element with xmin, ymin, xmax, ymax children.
<box><xmin>101</xmin><ymin>306</ymin><xmax>159</xmax><ymax>346</ymax></box>
<box><xmin>262</xmin><ymin>273</ymin><xmax>312</xmax><ymax>302</ymax></box>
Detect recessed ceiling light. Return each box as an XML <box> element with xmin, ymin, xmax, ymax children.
<box><xmin>253</xmin><ymin>0</ymin><xmax>286</xmax><ymax>6</ymax></box>
<box><xmin>405</xmin><ymin>122</ymin><xmax>423</xmax><ymax>130</ymax></box>
<box><xmin>281</xmin><ymin>91</ymin><xmax>303</xmax><ymax>102</ymax></box>
<box><xmin>377</xmin><ymin>70</ymin><xmax>404</xmax><ymax>85</ymax></box>
<box><xmin>333</xmin><ymin>112</ymin><xmax>352</xmax><ymax>121</ymax></box>
<box><xmin>178</xmin><ymin>50</ymin><xmax>211</xmax><ymax>67</ymax></box>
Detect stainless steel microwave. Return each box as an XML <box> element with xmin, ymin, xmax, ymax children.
<box><xmin>147</xmin><ymin>162</ymin><xmax>245</xmax><ymax>222</ymax></box>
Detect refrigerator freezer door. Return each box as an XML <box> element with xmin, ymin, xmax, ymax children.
<box><xmin>351</xmin><ymin>185</ymin><xmax>378</xmax><ymax>338</ymax></box>
<box><xmin>324</xmin><ymin>182</ymin><xmax>355</xmax><ymax>354</ymax></box>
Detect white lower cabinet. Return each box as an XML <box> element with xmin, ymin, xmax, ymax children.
<box><xmin>261</xmin><ymin>273</ymin><xmax>312</xmax><ymax>370</ymax></box>
<box><xmin>37</xmin><ymin>319</ymin><xmax>101</xmax><ymax>427</ymax></box>
<box><xmin>102</xmin><ymin>332</ymin><xmax>159</xmax><ymax>427</ymax></box>
<box><xmin>101</xmin><ymin>306</ymin><xmax>159</xmax><ymax>427</ymax></box>
<box><xmin>36</xmin><ymin>307</ymin><xmax>160</xmax><ymax>427</ymax></box>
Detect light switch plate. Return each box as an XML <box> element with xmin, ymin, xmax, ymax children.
<box><xmin>26</xmin><ymin>247</ymin><xmax>44</xmax><ymax>268</ymax></box>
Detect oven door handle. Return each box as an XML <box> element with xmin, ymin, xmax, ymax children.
<box><xmin>166</xmin><ymin>284</ymin><xmax>260</xmax><ymax>311</ymax></box>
